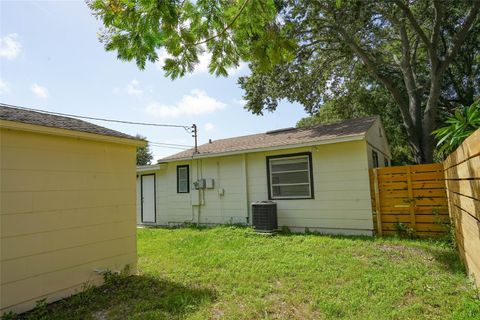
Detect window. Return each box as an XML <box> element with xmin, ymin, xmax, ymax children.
<box><xmin>177</xmin><ymin>165</ymin><xmax>189</xmax><ymax>193</ymax></box>
<box><xmin>267</xmin><ymin>153</ymin><xmax>314</xmax><ymax>200</ymax></box>
<box><xmin>384</xmin><ymin>157</ymin><xmax>389</xmax><ymax>167</ymax></box>
<box><xmin>372</xmin><ymin>150</ymin><xmax>379</xmax><ymax>168</ymax></box>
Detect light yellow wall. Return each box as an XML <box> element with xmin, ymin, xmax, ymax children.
<box><xmin>137</xmin><ymin>155</ymin><xmax>248</xmax><ymax>225</ymax></box>
<box><xmin>138</xmin><ymin>140</ymin><xmax>374</xmax><ymax>235</ymax></box>
<box><xmin>365</xmin><ymin>118</ymin><xmax>391</xmax><ymax>167</ymax></box>
<box><xmin>1</xmin><ymin>128</ymin><xmax>138</xmax><ymax>315</ymax></box>
<box><xmin>246</xmin><ymin>141</ymin><xmax>373</xmax><ymax>235</ymax></box>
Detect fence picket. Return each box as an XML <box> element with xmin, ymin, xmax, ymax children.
<box><xmin>406</xmin><ymin>166</ymin><xmax>416</xmax><ymax>230</ymax></box>
<box><xmin>372</xmin><ymin>168</ymin><xmax>383</xmax><ymax>236</ymax></box>
<box><xmin>369</xmin><ymin>163</ymin><xmax>447</xmax><ymax>237</ymax></box>
<box><xmin>443</xmin><ymin>128</ymin><xmax>480</xmax><ymax>287</ymax></box>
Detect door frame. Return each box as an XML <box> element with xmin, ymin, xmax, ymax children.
<box><xmin>140</xmin><ymin>173</ymin><xmax>156</xmax><ymax>223</ymax></box>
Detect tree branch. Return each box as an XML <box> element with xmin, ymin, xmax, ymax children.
<box><xmin>394</xmin><ymin>0</ymin><xmax>433</xmax><ymax>57</ymax></box>
<box><xmin>194</xmin><ymin>0</ymin><xmax>250</xmax><ymax>46</ymax></box>
<box><xmin>431</xmin><ymin>0</ymin><xmax>444</xmax><ymax>52</ymax></box>
<box><xmin>396</xmin><ymin>21</ymin><xmax>421</xmax><ymax>123</ymax></box>
<box><xmin>333</xmin><ymin>23</ymin><xmax>414</xmax><ymax>130</ymax></box>
<box><xmin>443</xmin><ymin>1</ymin><xmax>480</xmax><ymax>68</ymax></box>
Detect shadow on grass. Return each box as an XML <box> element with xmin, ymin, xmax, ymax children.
<box><xmin>16</xmin><ymin>275</ymin><xmax>216</xmax><ymax>320</ymax></box>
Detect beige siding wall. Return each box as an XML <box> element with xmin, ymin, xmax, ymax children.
<box><xmin>137</xmin><ymin>155</ymin><xmax>248</xmax><ymax>225</ymax></box>
<box><xmin>1</xmin><ymin>128</ymin><xmax>138</xmax><ymax>315</ymax></box>
<box><xmin>246</xmin><ymin>142</ymin><xmax>373</xmax><ymax>235</ymax></box>
<box><xmin>196</xmin><ymin>155</ymin><xmax>248</xmax><ymax>224</ymax></box>
<box><xmin>138</xmin><ymin>140</ymin><xmax>374</xmax><ymax>235</ymax></box>
<box><xmin>156</xmin><ymin>160</ymin><xmax>193</xmax><ymax>224</ymax></box>
<box><xmin>365</xmin><ymin>118</ymin><xmax>391</xmax><ymax>168</ymax></box>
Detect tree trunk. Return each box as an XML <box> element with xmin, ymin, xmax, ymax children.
<box><xmin>402</xmin><ymin>117</ymin><xmax>425</xmax><ymax>164</ymax></box>
<box><xmin>421</xmin><ymin>63</ymin><xmax>447</xmax><ymax>163</ymax></box>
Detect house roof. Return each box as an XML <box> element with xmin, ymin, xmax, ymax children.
<box><xmin>161</xmin><ymin>116</ymin><xmax>378</xmax><ymax>161</ymax></box>
<box><xmin>0</xmin><ymin>104</ymin><xmax>141</xmax><ymax>141</ymax></box>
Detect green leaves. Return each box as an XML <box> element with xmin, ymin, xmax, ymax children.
<box><xmin>88</xmin><ymin>0</ymin><xmax>289</xmax><ymax>77</ymax></box>
<box><xmin>136</xmin><ymin>134</ymin><xmax>153</xmax><ymax>165</ymax></box>
<box><xmin>433</xmin><ymin>100</ymin><xmax>480</xmax><ymax>158</ymax></box>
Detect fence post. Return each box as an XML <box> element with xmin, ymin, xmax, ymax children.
<box><xmin>372</xmin><ymin>168</ymin><xmax>383</xmax><ymax>236</ymax></box>
<box><xmin>406</xmin><ymin>166</ymin><xmax>416</xmax><ymax>231</ymax></box>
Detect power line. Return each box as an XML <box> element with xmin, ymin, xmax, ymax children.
<box><xmin>149</xmin><ymin>141</ymin><xmax>193</xmax><ymax>148</ymax></box>
<box><xmin>148</xmin><ymin>142</ymin><xmax>192</xmax><ymax>150</ymax></box>
<box><xmin>150</xmin><ymin>146</ymin><xmax>190</xmax><ymax>150</ymax></box>
<box><xmin>148</xmin><ymin>144</ymin><xmax>190</xmax><ymax>150</ymax></box>
<box><xmin>0</xmin><ymin>103</ymin><xmax>192</xmax><ymax>131</ymax></box>
<box><xmin>1</xmin><ymin>102</ymin><xmax>198</xmax><ymax>151</ymax></box>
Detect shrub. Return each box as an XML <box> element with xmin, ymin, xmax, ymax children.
<box><xmin>433</xmin><ymin>100</ymin><xmax>480</xmax><ymax>158</ymax></box>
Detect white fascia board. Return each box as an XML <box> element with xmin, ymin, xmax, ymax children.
<box><xmin>160</xmin><ymin>134</ymin><xmax>365</xmax><ymax>162</ymax></box>
<box><xmin>0</xmin><ymin>120</ymin><xmax>146</xmax><ymax>147</ymax></box>
<box><xmin>136</xmin><ymin>164</ymin><xmax>163</xmax><ymax>173</ymax></box>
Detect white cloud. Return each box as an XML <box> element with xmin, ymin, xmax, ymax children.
<box><xmin>0</xmin><ymin>78</ymin><xmax>10</xmax><ymax>95</ymax></box>
<box><xmin>126</xmin><ymin>79</ymin><xmax>143</xmax><ymax>96</ymax></box>
<box><xmin>0</xmin><ymin>34</ymin><xmax>22</xmax><ymax>59</ymax></box>
<box><xmin>145</xmin><ymin>89</ymin><xmax>226</xmax><ymax>118</ymax></box>
<box><xmin>194</xmin><ymin>52</ymin><xmax>210</xmax><ymax>74</ymax></box>
<box><xmin>227</xmin><ymin>62</ymin><xmax>247</xmax><ymax>75</ymax></box>
<box><xmin>204</xmin><ymin>122</ymin><xmax>215</xmax><ymax>132</ymax></box>
<box><xmin>232</xmin><ymin>98</ymin><xmax>246</xmax><ymax>106</ymax></box>
<box><xmin>31</xmin><ymin>83</ymin><xmax>49</xmax><ymax>99</ymax></box>
<box><xmin>154</xmin><ymin>50</ymin><xmax>170</xmax><ymax>71</ymax></box>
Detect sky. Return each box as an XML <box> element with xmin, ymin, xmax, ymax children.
<box><xmin>0</xmin><ymin>0</ymin><xmax>308</xmax><ymax>161</ymax></box>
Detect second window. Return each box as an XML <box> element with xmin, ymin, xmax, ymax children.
<box><xmin>267</xmin><ymin>153</ymin><xmax>313</xmax><ymax>200</ymax></box>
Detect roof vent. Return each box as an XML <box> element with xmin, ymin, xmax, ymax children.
<box><xmin>209</xmin><ymin>139</ymin><xmax>213</xmax><ymax>143</ymax></box>
<box><xmin>266</xmin><ymin>127</ymin><xmax>296</xmax><ymax>134</ymax></box>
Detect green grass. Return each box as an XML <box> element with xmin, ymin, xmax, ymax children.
<box><xmin>11</xmin><ymin>226</ymin><xmax>480</xmax><ymax>319</ymax></box>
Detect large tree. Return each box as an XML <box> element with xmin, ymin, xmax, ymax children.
<box><xmin>239</xmin><ymin>1</ymin><xmax>480</xmax><ymax>163</ymax></box>
<box><xmin>90</xmin><ymin>0</ymin><xmax>480</xmax><ymax>163</ymax></box>
<box><xmin>295</xmin><ymin>76</ymin><xmax>414</xmax><ymax>165</ymax></box>
<box><xmin>136</xmin><ymin>134</ymin><xmax>153</xmax><ymax>166</ymax></box>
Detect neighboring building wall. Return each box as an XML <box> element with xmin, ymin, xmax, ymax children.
<box><xmin>0</xmin><ymin>128</ymin><xmax>138</xmax><ymax>315</ymax></box>
<box><xmin>195</xmin><ymin>155</ymin><xmax>248</xmax><ymax>224</ymax></box>
<box><xmin>365</xmin><ymin>118</ymin><xmax>391</xmax><ymax>168</ymax></box>
<box><xmin>139</xmin><ymin>140</ymin><xmax>374</xmax><ymax>235</ymax></box>
<box><xmin>137</xmin><ymin>155</ymin><xmax>248</xmax><ymax>225</ymax></box>
<box><xmin>246</xmin><ymin>142</ymin><xmax>373</xmax><ymax>235</ymax></box>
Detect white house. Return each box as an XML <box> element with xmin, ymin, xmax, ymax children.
<box><xmin>136</xmin><ymin>116</ymin><xmax>390</xmax><ymax>235</ymax></box>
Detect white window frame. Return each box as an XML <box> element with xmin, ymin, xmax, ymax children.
<box><xmin>268</xmin><ymin>154</ymin><xmax>313</xmax><ymax>200</ymax></box>
<box><xmin>372</xmin><ymin>150</ymin><xmax>379</xmax><ymax>168</ymax></box>
<box><xmin>177</xmin><ymin>165</ymin><xmax>189</xmax><ymax>193</ymax></box>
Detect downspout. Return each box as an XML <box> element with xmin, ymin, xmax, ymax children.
<box><xmin>196</xmin><ymin>158</ymin><xmax>202</xmax><ymax>225</ymax></box>
<box><xmin>242</xmin><ymin>153</ymin><xmax>250</xmax><ymax>224</ymax></box>
<box><xmin>183</xmin><ymin>156</ymin><xmax>196</xmax><ymax>224</ymax></box>
<box><xmin>217</xmin><ymin>161</ymin><xmax>224</xmax><ymax>221</ymax></box>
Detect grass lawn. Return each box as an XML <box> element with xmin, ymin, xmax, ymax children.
<box><xmin>12</xmin><ymin>226</ymin><xmax>480</xmax><ymax>320</ymax></box>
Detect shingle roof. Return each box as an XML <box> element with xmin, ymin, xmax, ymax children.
<box><xmin>161</xmin><ymin>116</ymin><xmax>378</xmax><ymax>161</ymax></box>
<box><xmin>0</xmin><ymin>104</ymin><xmax>140</xmax><ymax>140</ymax></box>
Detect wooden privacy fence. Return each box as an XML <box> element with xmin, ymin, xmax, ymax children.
<box><xmin>370</xmin><ymin>163</ymin><xmax>449</xmax><ymax>237</ymax></box>
<box><xmin>444</xmin><ymin>128</ymin><xmax>480</xmax><ymax>287</ymax></box>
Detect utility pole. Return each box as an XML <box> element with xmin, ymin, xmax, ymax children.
<box><xmin>192</xmin><ymin>124</ymin><xmax>198</xmax><ymax>153</ymax></box>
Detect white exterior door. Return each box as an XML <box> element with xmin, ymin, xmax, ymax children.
<box><xmin>141</xmin><ymin>174</ymin><xmax>156</xmax><ymax>223</ymax></box>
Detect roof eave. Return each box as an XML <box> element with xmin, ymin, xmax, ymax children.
<box><xmin>137</xmin><ymin>164</ymin><xmax>163</xmax><ymax>172</ymax></box>
<box><xmin>0</xmin><ymin>119</ymin><xmax>146</xmax><ymax>147</ymax></box>
<box><xmin>160</xmin><ymin>133</ymin><xmax>366</xmax><ymax>162</ymax></box>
